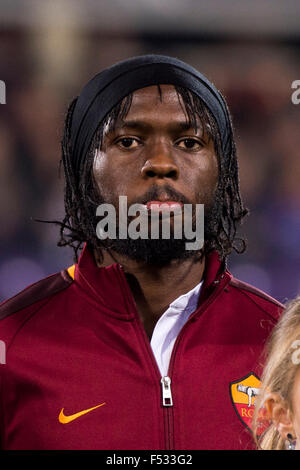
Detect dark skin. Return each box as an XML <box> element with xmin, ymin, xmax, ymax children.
<box><xmin>93</xmin><ymin>85</ymin><xmax>219</xmax><ymax>338</ymax></box>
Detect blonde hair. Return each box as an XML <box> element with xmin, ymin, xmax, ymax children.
<box><xmin>253</xmin><ymin>295</ymin><xmax>300</xmax><ymax>450</ymax></box>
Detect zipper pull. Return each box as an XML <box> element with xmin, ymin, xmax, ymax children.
<box><xmin>161</xmin><ymin>376</ymin><xmax>173</xmax><ymax>407</ymax></box>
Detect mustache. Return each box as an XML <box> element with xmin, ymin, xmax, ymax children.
<box><xmin>133</xmin><ymin>184</ymin><xmax>192</xmax><ymax>206</ymax></box>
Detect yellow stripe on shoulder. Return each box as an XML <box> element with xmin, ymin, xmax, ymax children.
<box><xmin>67</xmin><ymin>264</ymin><xmax>76</xmax><ymax>280</ymax></box>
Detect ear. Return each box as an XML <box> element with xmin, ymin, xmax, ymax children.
<box><xmin>264</xmin><ymin>392</ymin><xmax>295</xmax><ymax>440</ymax></box>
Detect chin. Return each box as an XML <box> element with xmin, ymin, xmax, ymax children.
<box><xmin>100</xmin><ymin>238</ymin><xmax>202</xmax><ymax>266</ymax></box>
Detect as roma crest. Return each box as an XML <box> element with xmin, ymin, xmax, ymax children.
<box><xmin>230</xmin><ymin>372</ymin><xmax>261</xmax><ymax>432</ymax></box>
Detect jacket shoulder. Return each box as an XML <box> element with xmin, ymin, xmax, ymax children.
<box><xmin>229</xmin><ymin>277</ymin><xmax>283</xmax><ymax>321</ymax></box>
<box><xmin>0</xmin><ymin>266</ymin><xmax>75</xmax><ymax>321</ymax></box>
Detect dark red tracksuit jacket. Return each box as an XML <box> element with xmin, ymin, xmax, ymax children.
<box><xmin>0</xmin><ymin>246</ymin><xmax>282</xmax><ymax>450</ymax></box>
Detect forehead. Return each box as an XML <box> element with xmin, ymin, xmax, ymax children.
<box><xmin>102</xmin><ymin>84</ymin><xmax>214</xmax><ymax>139</ymax></box>
<box><xmin>127</xmin><ymin>85</ymin><xmax>184</xmax><ymax>116</ymax></box>
<box><xmin>131</xmin><ymin>84</ymin><xmax>179</xmax><ymax>102</ymax></box>
<box><xmin>114</xmin><ymin>84</ymin><xmax>204</xmax><ymax>131</ymax></box>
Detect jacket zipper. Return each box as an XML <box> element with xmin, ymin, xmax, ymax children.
<box><xmin>116</xmin><ymin>263</ymin><xmax>230</xmax><ymax>450</ymax></box>
<box><xmin>161</xmin><ymin>375</ymin><xmax>174</xmax><ymax>450</ymax></box>
<box><xmin>161</xmin><ymin>376</ymin><xmax>173</xmax><ymax>406</ymax></box>
<box><xmin>163</xmin><ymin>272</ymin><xmax>231</xmax><ymax>449</ymax></box>
<box><xmin>160</xmin><ymin>271</ymin><xmax>231</xmax><ymax>449</ymax></box>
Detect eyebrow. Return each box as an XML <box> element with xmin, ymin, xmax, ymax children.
<box><xmin>112</xmin><ymin>120</ymin><xmax>201</xmax><ymax>133</ymax></box>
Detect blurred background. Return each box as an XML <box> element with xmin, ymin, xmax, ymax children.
<box><xmin>0</xmin><ymin>0</ymin><xmax>299</xmax><ymax>303</ymax></box>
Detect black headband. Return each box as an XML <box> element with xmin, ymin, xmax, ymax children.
<box><xmin>70</xmin><ymin>54</ymin><xmax>231</xmax><ymax>178</ymax></box>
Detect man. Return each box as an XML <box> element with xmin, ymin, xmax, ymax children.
<box><xmin>0</xmin><ymin>55</ymin><xmax>283</xmax><ymax>450</ymax></box>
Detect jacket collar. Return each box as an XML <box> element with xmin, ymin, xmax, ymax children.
<box><xmin>198</xmin><ymin>250</ymin><xmax>231</xmax><ymax>304</ymax></box>
<box><xmin>74</xmin><ymin>244</ymin><xmax>232</xmax><ymax>318</ymax></box>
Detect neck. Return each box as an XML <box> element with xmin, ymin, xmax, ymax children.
<box><xmin>94</xmin><ymin>249</ymin><xmax>205</xmax><ymax>338</ymax></box>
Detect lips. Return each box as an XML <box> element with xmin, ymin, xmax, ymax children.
<box><xmin>145</xmin><ymin>200</ymin><xmax>183</xmax><ymax>213</ymax></box>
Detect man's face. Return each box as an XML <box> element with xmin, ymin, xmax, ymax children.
<box><xmin>93</xmin><ymin>84</ymin><xmax>219</xmax><ymax>264</ymax></box>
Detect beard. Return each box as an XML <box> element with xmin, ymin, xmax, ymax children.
<box><xmin>94</xmin><ymin>184</ymin><xmax>220</xmax><ymax>266</ymax></box>
<box><xmin>101</xmin><ymin>236</ymin><xmax>199</xmax><ymax>266</ymax></box>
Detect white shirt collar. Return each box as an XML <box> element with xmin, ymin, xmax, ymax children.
<box><xmin>150</xmin><ymin>281</ymin><xmax>203</xmax><ymax>377</ymax></box>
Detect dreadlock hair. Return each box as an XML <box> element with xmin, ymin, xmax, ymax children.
<box><xmin>58</xmin><ymin>85</ymin><xmax>249</xmax><ymax>264</ymax></box>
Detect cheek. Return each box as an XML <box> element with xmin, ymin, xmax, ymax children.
<box><xmin>93</xmin><ymin>150</ymin><xmax>106</xmax><ymax>173</ymax></box>
<box><xmin>93</xmin><ymin>150</ymin><xmax>114</xmax><ymax>199</ymax></box>
<box><xmin>93</xmin><ymin>150</ymin><xmax>135</xmax><ymax>201</ymax></box>
<box><xmin>93</xmin><ymin>150</ymin><xmax>107</xmax><ymax>182</ymax></box>
<box><xmin>188</xmin><ymin>153</ymin><xmax>219</xmax><ymax>200</ymax></box>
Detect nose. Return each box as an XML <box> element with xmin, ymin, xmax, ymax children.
<box><xmin>141</xmin><ymin>142</ymin><xmax>179</xmax><ymax>180</ymax></box>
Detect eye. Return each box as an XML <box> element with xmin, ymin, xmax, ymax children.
<box><xmin>176</xmin><ymin>138</ymin><xmax>203</xmax><ymax>151</ymax></box>
<box><xmin>116</xmin><ymin>137</ymin><xmax>140</xmax><ymax>149</ymax></box>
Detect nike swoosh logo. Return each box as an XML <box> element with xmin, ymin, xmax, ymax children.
<box><xmin>59</xmin><ymin>402</ymin><xmax>106</xmax><ymax>424</ymax></box>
